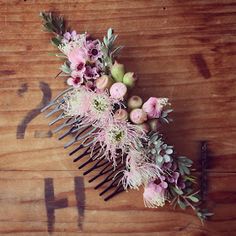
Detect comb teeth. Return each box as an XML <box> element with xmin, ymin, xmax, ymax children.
<box><xmin>42</xmin><ymin>100</ymin><xmax>125</xmax><ymax>201</ymax></box>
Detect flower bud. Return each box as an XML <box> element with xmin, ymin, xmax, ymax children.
<box><xmin>127</xmin><ymin>96</ymin><xmax>143</xmax><ymax>109</ymax></box>
<box><xmin>130</xmin><ymin>108</ymin><xmax>147</xmax><ymax>124</ymax></box>
<box><xmin>110</xmin><ymin>82</ymin><xmax>127</xmax><ymax>100</ymax></box>
<box><xmin>148</xmin><ymin>119</ymin><xmax>159</xmax><ymax>131</ymax></box>
<box><xmin>122</xmin><ymin>72</ymin><xmax>136</xmax><ymax>87</ymax></box>
<box><xmin>111</xmin><ymin>61</ymin><xmax>125</xmax><ymax>82</ymax></box>
<box><xmin>95</xmin><ymin>75</ymin><xmax>113</xmax><ymax>90</ymax></box>
<box><xmin>138</xmin><ymin>122</ymin><xmax>150</xmax><ymax>133</ymax></box>
<box><xmin>114</xmin><ymin>109</ymin><xmax>128</xmax><ymax>121</ymax></box>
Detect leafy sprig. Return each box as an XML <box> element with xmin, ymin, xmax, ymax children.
<box><xmin>102</xmin><ymin>28</ymin><xmax>123</xmax><ymax>70</ymax></box>
<box><xmin>160</xmin><ymin>109</ymin><xmax>173</xmax><ymax>124</ymax></box>
<box><xmin>40</xmin><ymin>12</ymin><xmax>66</xmax><ymax>48</ymax></box>
<box><xmin>40</xmin><ymin>11</ymin><xmax>65</xmax><ymax>36</ymax></box>
<box><xmin>177</xmin><ymin>156</ymin><xmax>193</xmax><ymax>176</ymax></box>
<box><xmin>196</xmin><ymin>208</ymin><xmax>214</xmax><ymax>223</ymax></box>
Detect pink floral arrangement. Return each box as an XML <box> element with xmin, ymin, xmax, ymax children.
<box><xmin>40</xmin><ymin>12</ymin><xmax>212</xmax><ymax>221</ymax></box>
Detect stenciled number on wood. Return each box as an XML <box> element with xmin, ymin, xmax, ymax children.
<box><xmin>16</xmin><ymin>82</ymin><xmax>52</xmax><ymax>139</ymax></box>
<box><xmin>44</xmin><ymin>177</ymin><xmax>85</xmax><ymax>233</ymax></box>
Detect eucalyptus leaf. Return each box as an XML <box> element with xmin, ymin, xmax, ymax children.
<box><xmin>177</xmin><ymin>198</ymin><xmax>186</xmax><ymax>210</ymax></box>
<box><xmin>187</xmin><ymin>195</ymin><xmax>199</xmax><ymax>203</ymax></box>
<box><xmin>173</xmin><ymin>187</ymin><xmax>183</xmax><ymax>195</ymax></box>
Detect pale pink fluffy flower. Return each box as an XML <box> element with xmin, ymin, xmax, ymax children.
<box><xmin>62</xmin><ymin>87</ymin><xmax>91</xmax><ymax>117</ymax></box>
<box><xmin>68</xmin><ymin>47</ymin><xmax>87</xmax><ymax>66</ymax></box>
<box><xmin>92</xmin><ymin>121</ymin><xmax>146</xmax><ymax>167</ymax></box>
<box><xmin>121</xmin><ymin>150</ymin><xmax>162</xmax><ymax>190</ymax></box>
<box><xmin>143</xmin><ymin>181</ymin><xmax>167</xmax><ymax>207</ymax></box>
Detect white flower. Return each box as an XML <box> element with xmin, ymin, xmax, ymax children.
<box><xmin>58</xmin><ymin>33</ymin><xmax>87</xmax><ymax>55</ymax></box>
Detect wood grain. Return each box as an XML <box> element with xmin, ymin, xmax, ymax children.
<box><xmin>0</xmin><ymin>0</ymin><xmax>236</xmax><ymax>235</ymax></box>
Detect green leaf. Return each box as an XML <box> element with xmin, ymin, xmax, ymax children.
<box><xmin>187</xmin><ymin>195</ymin><xmax>199</xmax><ymax>203</ymax></box>
<box><xmin>107</xmin><ymin>28</ymin><xmax>113</xmax><ymax>39</ymax></box>
<box><xmin>177</xmin><ymin>198</ymin><xmax>186</xmax><ymax>210</ymax></box>
<box><xmin>40</xmin><ymin>11</ymin><xmax>65</xmax><ymax>35</ymax></box>
<box><xmin>51</xmin><ymin>37</ymin><xmax>61</xmax><ymax>47</ymax></box>
<box><xmin>111</xmin><ymin>45</ymin><xmax>124</xmax><ymax>57</ymax></box>
<box><xmin>60</xmin><ymin>62</ymin><xmax>71</xmax><ymax>74</ymax></box>
<box><xmin>182</xmin><ymin>165</ymin><xmax>190</xmax><ymax>175</ymax></box>
<box><xmin>173</xmin><ymin>187</ymin><xmax>183</xmax><ymax>195</ymax></box>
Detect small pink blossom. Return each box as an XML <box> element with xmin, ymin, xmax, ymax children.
<box><xmin>86</xmin><ymin>39</ymin><xmax>103</xmax><ymax>61</ymax></box>
<box><xmin>142</xmin><ymin>97</ymin><xmax>168</xmax><ymax>119</ymax></box>
<box><xmin>67</xmin><ymin>76</ymin><xmax>83</xmax><ymax>88</ymax></box>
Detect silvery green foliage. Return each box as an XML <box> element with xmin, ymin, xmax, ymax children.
<box><xmin>148</xmin><ymin>132</ymin><xmax>173</xmax><ymax>166</ymax></box>
<box><xmin>159</xmin><ymin>109</ymin><xmax>173</xmax><ymax>124</ymax></box>
<box><xmin>177</xmin><ymin>156</ymin><xmax>193</xmax><ymax>176</ymax></box>
<box><xmin>102</xmin><ymin>28</ymin><xmax>124</xmax><ymax>70</ymax></box>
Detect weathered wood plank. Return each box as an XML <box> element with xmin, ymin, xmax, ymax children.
<box><xmin>0</xmin><ymin>0</ymin><xmax>236</xmax><ymax>235</ymax></box>
<box><xmin>0</xmin><ymin>171</ymin><xmax>235</xmax><ymax>235</ymax></box>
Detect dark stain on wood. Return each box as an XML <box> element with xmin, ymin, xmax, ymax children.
<box><xmin>16</xmin><ymin>82</ymin><xmax>52</xmax><ymax>139</ymax></box>
<box><xmin>74</xmin><ymin>176</ymin><xmax>85</xmax><ymax>231</ymax></box>
<box><xmin>34</xmin><ymin>130</ymin><xmax>52</xmax><ymax>138</ymax></box>
<box><xmin>44</xmin><ymin>178</ymin><xmax>68</xmax><ymax>234</ymax></box>
<box><xmin>192</xmin><ymin>54</ymin><xmax>211</xmax><ymax>79</ymax></box>
<box><xmin>0</xmin><ymin>70</ymin><xmax>16</xmax><ymax>76</ymax></box>
<box><xmin>17</xmin><ymin>83</ymin><xmax>28</xmax><ymax>97</ymax></box>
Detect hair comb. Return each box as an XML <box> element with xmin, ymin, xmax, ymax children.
<box><xmin>40</xmin><ymin>11</ymin><xmax>212</xmax><ymax>221</ymax></box>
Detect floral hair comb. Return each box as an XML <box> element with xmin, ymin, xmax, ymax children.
<box><xmin>40</xmin><ymin>12</ymin><xmax>211</xmax><ymax>221</ymax></box>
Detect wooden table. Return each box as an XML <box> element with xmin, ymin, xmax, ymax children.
<box><xmin>0</xmin><ymin>0</ymin><xmax>236</xmax><ymax>235</ymax></box>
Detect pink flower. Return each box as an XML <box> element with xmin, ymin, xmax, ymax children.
<box><xmin>142</xmin><ymin>97</ymin><xmax>168</xmax><ymax>119</ymax></box>
<box><xmin>109</xmin><ymin>82</ymin><xmax>127</xmax><ymax>100</ymax></box>
<box><xmin>93</xmin><ymin>121</ymin><xmax>146</xmax><ymax>167</ymax></box>
<box><xmin>86</xmin><ymin>39</ymin><xmax>103</xmax><ymax>61</ymax></box>
<box><xmin>67</xmin><ymin>76</ymin><xmax>84</xmax><ymax>88</ymax></box>
<box><xmin>70</xmin><ymin>61</ymin><xmax>86</xmax><ymax>73</ymax></box>
<box><xmin>68</xmin><ymin>47</ymin><xmax>87</xmax><ymax>66</ymax></box>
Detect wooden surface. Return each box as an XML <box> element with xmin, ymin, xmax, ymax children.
<box><xmin>0</xmin><ymin>0</ymin><xmax>236</xmax><ymax>235</ymax></box>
